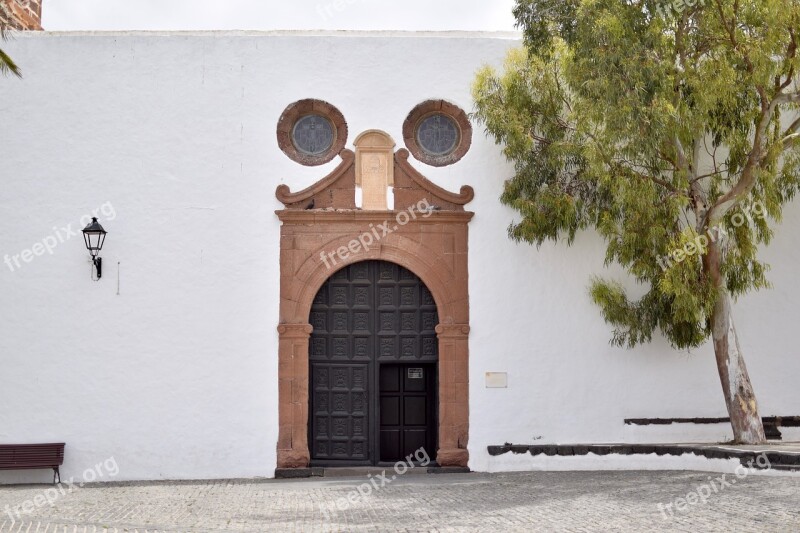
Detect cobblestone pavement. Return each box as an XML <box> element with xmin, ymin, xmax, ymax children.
<box><xmin>0</xmin><ymin>471</ymin><xmax>798</xmax><ymax>532</ymax></box>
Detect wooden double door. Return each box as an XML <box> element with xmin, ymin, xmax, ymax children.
<box><xmin>308</xmin><ymin>261</ymin><xmax>438</xmax><ymax>466</ymax></box>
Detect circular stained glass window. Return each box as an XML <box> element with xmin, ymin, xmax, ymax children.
<box><xmin>292</xmin><ymin>114</ymin><xmax>335</xmax><ymax>156</ymax></box>
<box><xmin>404</xmin><ymin>100</ymin><xmax>472</xmax><ymax>167</ymax></box>
<box><xmin>416</xmin><ymin>114</ymin><xmax>460</xmax><ymax>156</ymax></box>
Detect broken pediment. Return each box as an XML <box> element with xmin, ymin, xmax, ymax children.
<box><xmin>275</xmin><ymin>130</ymin><xmax>474</xmax><ymax>211</ymax></box>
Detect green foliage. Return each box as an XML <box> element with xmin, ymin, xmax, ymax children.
<box><xmin>474</xmin><ymin>0</ymin><xmax>800</xmax><ymax>349</ymax></box>
<box><xmin>0</xmin><ymin>25</ymin><xmax>22</xmax><ymax>78</ymax></box>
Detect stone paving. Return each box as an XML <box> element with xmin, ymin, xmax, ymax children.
<box><xmin>0</xmin><ymin>470</ymin><xmax>798</xmax><ymax>532</ymax></box>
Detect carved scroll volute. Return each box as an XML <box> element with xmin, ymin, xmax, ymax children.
<box><xmin>354</xmin><ymin>130</ymin><xmax>395</xmax><ymax>210</ymax></box>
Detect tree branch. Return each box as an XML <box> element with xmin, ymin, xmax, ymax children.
<box><xmin>779</xmin><ymin>113</ymin><xmax>800</xmax><ymax>150</ymax></box>
<box><xmin>776</xmin><ymin>28</ymin><xmax>797</xmax><ymax>92</ymax></box>
<box><xmin>709</xmin><ymin>91</ymin><xmax>799</xmax><ymax>221</ymax></box>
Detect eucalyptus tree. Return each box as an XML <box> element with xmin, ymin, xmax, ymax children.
<box><xmin>473</xmin><ymin>0</ymin><xmax>800</xmax><ymax>443</ymax></box>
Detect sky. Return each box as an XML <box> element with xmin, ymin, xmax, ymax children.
<box><xmin>42</xmin><ymin>0</ymin><xmax>519</xmax><ymax>32</ymax></box>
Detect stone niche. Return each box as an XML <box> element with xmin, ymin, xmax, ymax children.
<box><xmin>275</xmin><ymin>130</ymin><xmax>473</xmax><ymax>469</ymax></box>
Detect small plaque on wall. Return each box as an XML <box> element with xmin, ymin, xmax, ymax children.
<box><xmin>485</xmin><ymin>372</ymin><xmax>508</xmax><ymax>388</ymax></box>
<box><xmin>408</xmin><ymin>368</ymin><xmax>423</xmax><ymax>379</ymax></box>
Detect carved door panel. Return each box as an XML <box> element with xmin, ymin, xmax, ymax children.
<box><xmin>309</xmin><ymin>261</ymin><xmax>438</xmax><ymax>466</ymax></box>
<box><xmin>310</xmin><ymin>364</ymin><xmax>369</xmax><ymax>462</ymax></box>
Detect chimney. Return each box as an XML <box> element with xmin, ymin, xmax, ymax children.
<box><xmin>0</xmin><ymin>0</ymin><xmax>43</xmax><ymax>31</ymax></box>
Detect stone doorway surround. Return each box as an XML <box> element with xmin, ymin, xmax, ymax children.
<box><xmin>275</xmin><ymin>130</ymin><xmax>473</xmax><ymax>469</ymax></box>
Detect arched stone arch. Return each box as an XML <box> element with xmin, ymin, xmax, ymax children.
<box><xmin>276</xmin><ymin>210</ymin><xmax>471</xmax><ymax>470</ymax></box>
<box><xmin>291</xmin><ymin>233</ymin><xmax>459</xmax><ymax>325</ymax></box>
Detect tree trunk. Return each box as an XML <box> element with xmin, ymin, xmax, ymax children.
<box><xmin>706</xmin><ymin>242</ymin><xmax>766</xmax><ymax>444</ymax></box>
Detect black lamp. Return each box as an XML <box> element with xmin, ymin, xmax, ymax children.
<box><xmin>82</xmin><ymin>217</ymin><xmax>107</xmax><ymax>280</ymax></box>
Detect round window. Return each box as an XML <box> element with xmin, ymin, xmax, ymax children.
<box><xmin>416</xmin><ymin>114</ymin><xmax>460</xmax><ymax>156</ymax></box>
<box><xmin>403</xmin><ymin>100</ymin><xmax>472</xmax><ymax>167</ymax></box>
<box><xmin>292</xmin><ymin>114</ymin><xmax>335</xmax><ymax>155</ymax></box>
<box><xmin>277</xmin><ymin>99</ymin><xmax>348</xmax><ymax>166</ymax></box>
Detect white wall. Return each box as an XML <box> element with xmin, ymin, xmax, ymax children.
<box><xmin>0</xmin><ymin>31</ymin><xmax>797</xmax><ymax>482</ymax></box>
<box><xmin>466</xmin><ymin>103</ymin><xmax>800</xmax><ymax>471</ymax></box>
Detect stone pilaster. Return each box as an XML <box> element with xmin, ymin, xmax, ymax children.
<box><xmin>277</xmin><ymin>323</ymin><xmax>313</xmax><ymax>468</ymax></box>
<box><xmin>435</xmin><ymin>324</ymin><xmax>470</xmax><ymax>467</ymax></box>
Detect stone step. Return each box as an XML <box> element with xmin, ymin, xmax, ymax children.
<box><xmin>275</xmin><ymin>465</ymin><xmax>471</xmax><ymax>478</ymax></box>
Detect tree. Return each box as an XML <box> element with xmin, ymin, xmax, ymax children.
<box><xmin>1</xmin><ymin>22</ymin><xmax>22</xmax><ymax>77</ymax></box>
<box><xmin>473</xmin><ymin>0</ymin><xmax>800</xmax><ymax>444</ymax></box>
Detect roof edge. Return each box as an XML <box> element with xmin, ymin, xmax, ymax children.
<box><xmin>20</xmin><ymin>29</ymin><xmax>522</xmax><ymax>39</ymax></box>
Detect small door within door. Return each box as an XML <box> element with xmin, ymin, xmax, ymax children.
<box><xmin>379</xmin><ymin>364</ymin><xmax>436</xmax><ymax>463</ymax></box>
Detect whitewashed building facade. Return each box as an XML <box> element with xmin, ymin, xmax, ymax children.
<box><xmin>1</xmin><ymin>29</ymin><xmax>799</xmax><ymax>482</ymax></box>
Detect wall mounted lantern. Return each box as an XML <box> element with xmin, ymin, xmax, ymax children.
<box><xmin>82</xmin><ymin>217</ymin><xmax>107</xmax><ymax>280</ymax></box>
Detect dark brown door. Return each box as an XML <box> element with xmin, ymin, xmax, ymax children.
<box><xmin>309</xmin><ymin>261</ymin><xmax>438</xmax><ymax>466</ymax></box>
<box><xmin>379</xmin><ymin>364</ymin><xmax>436</xmax><ymax>463</ymax></box>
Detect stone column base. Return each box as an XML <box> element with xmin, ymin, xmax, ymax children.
<box><xmin>436</xmin><ymin>448</ymin><xmax>469</xmax><ymax>467</ymax></box>
<box><xmin>277</xmin><ymin>449</ymin><xmax>311</xmax><ymax>469</ymax></box>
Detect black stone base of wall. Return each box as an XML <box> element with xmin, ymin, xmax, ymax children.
<box><xmin>487</xmin><ymin>444</ymin><xmax>800</xmax><ymax>471</ymax></box>
<box><xmin>623</xmin><ymin>416</ymin><xmax>800</xmax><ymax>441</ymax></box>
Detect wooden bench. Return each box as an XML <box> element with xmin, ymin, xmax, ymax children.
<box><xmin>0</xmin><ymin>443</ymin><xmax>65</xmax><ymax>484</ymax></box>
